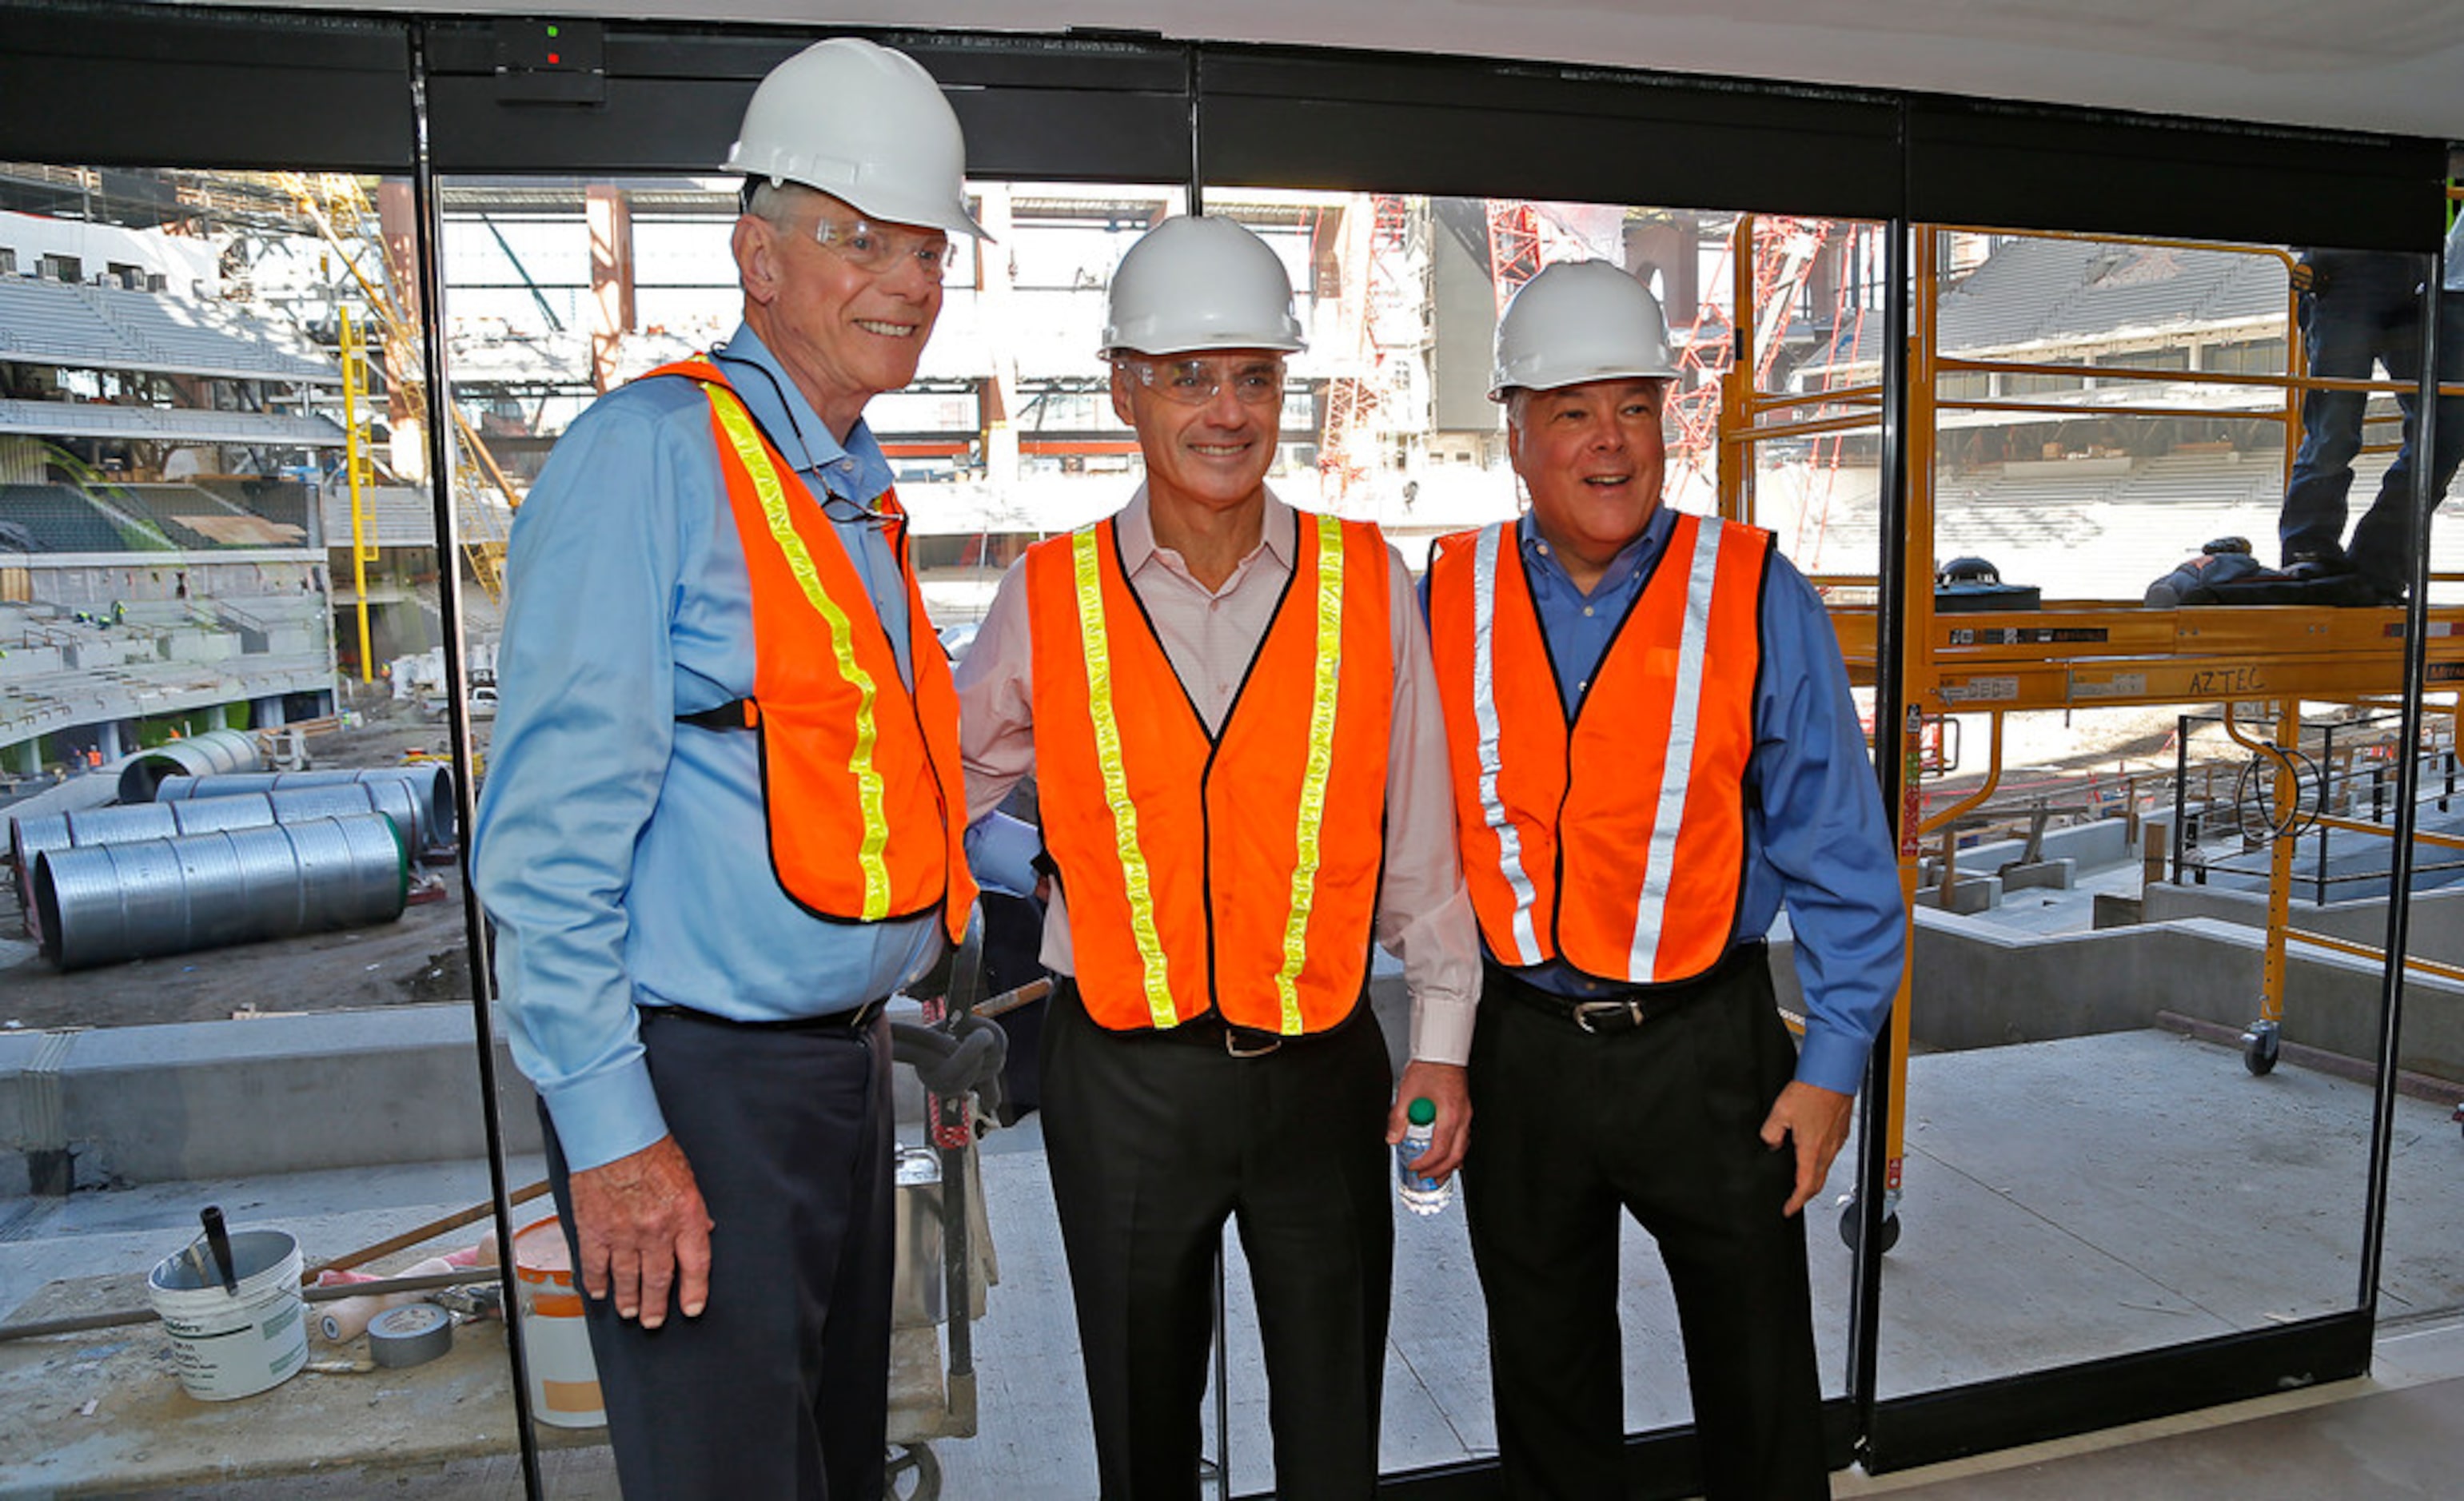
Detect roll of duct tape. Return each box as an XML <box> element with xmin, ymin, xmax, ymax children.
<box><xmin>367</xmin><ymin>1303</ymin><xmax>453</xmax><ymax>1368</ymax></box>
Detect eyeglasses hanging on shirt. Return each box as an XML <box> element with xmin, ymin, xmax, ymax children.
<box><xmin>710</xmin><ymin>345</ymin><xmax>900</xmax><ymax>532</ymax></box>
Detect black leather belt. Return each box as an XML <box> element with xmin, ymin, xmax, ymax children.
<box><xmin>1148</xmin><ymin>1010</ymin><xmax>1294</xmax><ymax>1057</ymax></box>
<box><xmin>1057</xmin><ymin>978</ymin><xmax>1354</xmax><ymax>1058</ymax></box>
<box><xmin>1489</xmin><ymin>943</ymin><xmax>1763</xmax><ymax>1037</ymax></box>
<box><xmin>639</xmin><ymin>997</ymin><xmax>888</xmax><ymax>1035</ymax></box>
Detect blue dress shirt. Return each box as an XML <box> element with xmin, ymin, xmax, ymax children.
<box><xmin>1450</xmin><ymin>509</ymin><xmax>1904</xmax><ymax>1096</ymax></box>
<box><xmin>472</xmin><ymin>322</ymin><xmax>943</xmax><ymax>1172</ymax></box>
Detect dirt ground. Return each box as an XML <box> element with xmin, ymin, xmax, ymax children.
<box><xmin>0</xmin><ymin>701</ymin><xmax>487</xmax><ymax>1033</ymax></box>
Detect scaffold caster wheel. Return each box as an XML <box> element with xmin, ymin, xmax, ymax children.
<box><xmin>885</xmin><ymin>1442</ymin><xmax>941</xmax><ymax>1500</ymax></box>
<box><xmin>1836</xmin><ymin>1198</ymin><xmax>1902</xmax><ymax>1254</ymax></box>
<box><xmin>2241</xmin><ymin>1020</ymin><xmax>2281</xmax><ymax>1077</ymax></box>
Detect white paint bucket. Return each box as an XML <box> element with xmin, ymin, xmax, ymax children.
<box><xmin>146</xmin><ymin>1228</ymin><xmax>309</xmax><ymax>1401</ymax></box>
<box><xmin>512</xmin><ymin>1216</ymin><xmax>604</xmax><ymax>1428</ymax></box>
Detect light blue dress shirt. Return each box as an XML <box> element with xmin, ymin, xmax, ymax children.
<box><xmin>1453</xmin><ymin>508</ymin><xmax>1905</xmax><ymax>1097</ymax></box>
<box><xmin>472</xmin><ymin>322</ymin><xmax>943</xmax><ymax>1173</ymax></box>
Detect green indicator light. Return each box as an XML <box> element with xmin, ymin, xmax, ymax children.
<box><xmin>546</xmin><ymin>24</ymin><xmax>560</xmax><ymax>37</ymax></box>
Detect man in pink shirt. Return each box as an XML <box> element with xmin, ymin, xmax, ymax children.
<box><xmin>955</xmin><ymin>215</ymin><xmax>1479</xmax><ymax>1499</ymax></box>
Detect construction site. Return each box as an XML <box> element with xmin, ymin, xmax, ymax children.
<box><xmin>4</xmin><ymin>6</ymin><xmax>2464</xmax><ymax>1499</ymax></box>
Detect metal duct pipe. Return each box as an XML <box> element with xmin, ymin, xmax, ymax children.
<box><xmin>115</xmin><ymin>728</ymin><xmax>266</xmax><ymax>804</ymax></box>
<box><xmin>154</xmin><ymin>766</ymin><xmax>457</xmax><ymax>860</ymax></box>
<box><xmin>33</xmin><ymin>814</ymin><xmax>409</xmax><ymax>972</ymax></box>
<box><xmin>11</xmin><ymin>787</ymin><xmax>427</xmax><ymax>942</ymax></box>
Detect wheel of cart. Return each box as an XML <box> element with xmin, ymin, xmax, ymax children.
<box><xmin>883</xmin><ymin>912</ymin><xmax>1012</xmax><ymax>1501</ymax></box>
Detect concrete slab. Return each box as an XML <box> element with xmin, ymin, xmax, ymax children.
<box><xmin>4</xmin><ymin>1030</ymin><xmax>2462</xmax><ymax>1498</ymax></box>
<box><xmin>1857</xmin><ymin>1374</ymin><xmax>2464</xmax><ymax>1499</ymax></box>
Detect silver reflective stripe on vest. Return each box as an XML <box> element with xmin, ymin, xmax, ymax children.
<box><xmin>1625</xmin><ymin>516</ymin><xmax>1726</xmax><ymax>981</ymax></box>
<box><xmin>1472</xmin><ymin>522</ymin><xmax>1544</xmax><ymax>965</ymax></box>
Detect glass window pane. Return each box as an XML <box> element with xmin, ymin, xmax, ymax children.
<box><xmin>0</xmin><ymin>161</ymin><xmax>511</xmax><ymax>1487</ymax></box>
<box><xmin>1876</xmin><ymin>225</ymin><xmax>2418</xmax><ymax>1402</ymax></box>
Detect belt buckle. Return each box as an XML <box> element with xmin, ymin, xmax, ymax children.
<box><xmin>1224</xmin><ymin>1027</ymin><xmax>1284</xmax><ymax>1058</ymax></box>
<box><xmin>1573</xmin><ymin>999</ymin><xmax>1643</xmax><ymax>1036</ymax></box>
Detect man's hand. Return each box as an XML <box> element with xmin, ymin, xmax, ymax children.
<box><xmin>1386</xmin><ymin>1060</ymin><xmax>1472</xmax><ymax>1182</ymax></box>
<box><xmin>1758</xmin><ymin>1081</ymin><xmax>1855</xmax><ymax>1217</ymax></box>
<box><xmin>566</xmin><ymin>1134</ymin><xmax>714</xmax><ymax>1328</ymax></box>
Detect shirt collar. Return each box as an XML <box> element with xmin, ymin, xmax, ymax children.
<box><xmin>707</xmin><ymin>321</ymin><xmax>895</xmax><ymax>502</ymax></box>
<box><xmin>1516</xmin><ymin>504</ymin><xmax>1674</xmax><ymax>602</ymax></box>
<box><xmin>1114</xmin><ymin>484</ymin><xmax>1297</xmax><ymax>579</ymax></box>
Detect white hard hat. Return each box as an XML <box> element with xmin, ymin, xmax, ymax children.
<box><xmin>1489</xmin><ymin>260</ymin><xmax>1677</xmax><ymax>400</ymax></box>
<box><xmin>724</xmin><ymin>38</ymin><xmax>990</xmax><ymax>241</ymax></box>
<box><xmin>1100</xmin><ymin>216</ymin><xmax>1306</xmax><ymax>358</ymax></box>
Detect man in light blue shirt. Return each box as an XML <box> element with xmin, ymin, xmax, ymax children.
<box><xmin>472</xmin><ymin>38</ymin><xmax>984</xmax><ymax>1499</ymax></box>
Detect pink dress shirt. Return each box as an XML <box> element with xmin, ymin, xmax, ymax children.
<box><xmin>955</xmin><ymin>486</ymin><xmax>1482</xmax><ymax>1065</ymax></box>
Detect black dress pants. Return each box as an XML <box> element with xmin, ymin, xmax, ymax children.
<box><xmin>1462</xmin><ymin>957</ymin><xmax>1828</xmax><ymax>1501</ymax></box>
<box><xmin>1041</xmin><ymin>981</ymin><xmax>1395</xmax><ymax>1500</ymax></box>
<box><xmin>540</xmin><ymin>1005</ymin><xmax>895</xmax><ymax>1501</ymax></box>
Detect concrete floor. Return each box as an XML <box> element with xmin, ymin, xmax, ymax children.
<box><xmin>4</xmin><ymin>1026</ymin><xmax>2462</xmax><ymax>1498</ymax></box>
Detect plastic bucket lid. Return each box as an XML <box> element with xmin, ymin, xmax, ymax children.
<box><xmin>146</xmin><ymin>1228</ymin><xmax>309</xmax><ymax>1402</ymax></box>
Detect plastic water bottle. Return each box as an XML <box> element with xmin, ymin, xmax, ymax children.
<box><xmin>1395</xmin><ymin>1097</ymin><xmax>1453</xmax><ymax>1216</ymax></box>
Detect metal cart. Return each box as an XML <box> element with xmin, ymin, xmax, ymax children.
<box><xmin>883</xmin><ymin>918</ymin><xmax>1010</xmax><ymax>1501</ymax></box>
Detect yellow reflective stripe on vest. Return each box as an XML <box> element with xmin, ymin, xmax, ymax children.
<box><xmin>1271</xmin><ymin>517</ymin><xmax>1348</xmax><ymax>1033</ymax></box>
<box><xmin>1071</xmin><ymin>527</ymin><xmax>1177</xmax><ymax>1028</ymax></box>
<box><xmin>700</xmin><ymin>380</ymin><xmax>892</xmax><ymax>919</ymax></box>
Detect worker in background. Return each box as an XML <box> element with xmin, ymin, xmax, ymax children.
<box><xmin>2276</xmin><ymin>215</ymin><xmax>2464</xmax><ymax>604</ymax></box>
<box><xmin>956</xmin><ymin>214</ymin><xmax>1481</xmax><ymax>1499</ymax></box>
<box><xmin>470</xmin><ymin>38</ymin><xmax>981</xmax><ymax>1500</ymax></box>
<box><xmin>1423</xmin><ymin>261</ymin><xmax>1905</xmax><ymax>1499</ymax></box>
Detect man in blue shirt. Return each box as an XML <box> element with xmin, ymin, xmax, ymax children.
<box><xmin>1422</xmin><ymin>261</ymin><xmax>1904</xmax><ymax>1499</ymax></box>
<box><xmin>471</xmin><ymin>39</ymin><xmax>983</xmax><ymax>1499</ymax></box>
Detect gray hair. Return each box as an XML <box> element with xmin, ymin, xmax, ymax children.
<box><xmin>743</xmin><ymin>179</ymin><xmax>820</xmax><ymax>229</ymax></box>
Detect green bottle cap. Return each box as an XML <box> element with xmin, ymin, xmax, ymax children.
<box><xmin>1407</xmin><ymin>1097</ymin><xmax>1436</xmax><ymax>1127</ymax></box>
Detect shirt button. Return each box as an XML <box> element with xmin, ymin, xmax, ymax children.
<box><xmin>1577</xmin><ymin>679</ymin><xmax>1589</xmax><ymax>693</ymax></box>
<box><xmin>1581</xmin><ymin>605</ymin><xmax>1594</xmax><ymax>618</ymax></box>
<box><xmin>1537</xmin><ymin>542</ymin><xmax>1551</xmax><ymax>555</ymax></box>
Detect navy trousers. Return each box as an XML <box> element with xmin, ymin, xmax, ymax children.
<box><xmin>1463</xmin><ymin>957</ymin><xmax>1829</xmax><ymax>1501</ymax></box>
<box><xmin>540</xmin><ymin>1005</ymin><xmax>895</xmax><ymax>1501</ymax></box>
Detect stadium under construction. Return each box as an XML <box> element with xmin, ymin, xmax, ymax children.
<box><xmin>2</xmin><ymin>4</ymin><xmax>2463</xmax><ymax>1498</ymax></box>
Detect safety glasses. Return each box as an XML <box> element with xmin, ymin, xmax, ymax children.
<box><xmin>807</xmin><ymin>214</ymin><xmax>959</xmax><ymax>277</ymax></box>
<box><xmin>1118</xmin><ymin>356</ymin><xmax>1288</xmax><ymax>409</ymax></box>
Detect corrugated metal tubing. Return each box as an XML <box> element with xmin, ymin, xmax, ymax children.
<box><xmin>114</xmin><ymin>728</ymin><xmax>265</xmax><ymax>803</ymax></box>
<box><xmin>32</xmin><ymin>814</ymin><xmax>409</xmax><ymax>972</ymax></box>
<box><xmin>10</xmin><ymin>785</ymin><xmax>429</xmax><ymax>942</ymax></box>
<box><xmin>154</xmin><ymin>766</ymin><xmax>457</xmax><ymax>861</ymax></box>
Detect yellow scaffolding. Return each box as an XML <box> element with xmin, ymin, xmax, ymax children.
<box><xmin>278</xmin><ymin>172</ymin><xmax>515</xmax><ymax>604</ymax></box>
<box><xmin>1714</xmin><ymin>214</ymin><xmax>2464</xmax><ymax>1244</ymax></box>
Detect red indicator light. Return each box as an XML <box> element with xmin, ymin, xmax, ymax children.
<box><xmin>547</xmin><ymin>52</ymin><xmax>560</xmax><ymax>64</ymax></box>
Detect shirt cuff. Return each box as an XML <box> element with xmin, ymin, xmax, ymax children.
<box><xmin>1409</xmin><ymin>990</ymin><xmax>1479</xmax><ymax>1068</ymax></box>
<box><xmin>1793</xmin><ymin>1024</ymin><xmax>1876</xmax><ymax>1097</ymax></box>
<box><xmin>539</xmin><ymin>1060</ymin><xmax>670</xmax><ymax>1173</ymax></box>
<box><xmin>965</xmin><ymin>810</ymin><xmax>1043</xmax><ymax>898</ymax></box>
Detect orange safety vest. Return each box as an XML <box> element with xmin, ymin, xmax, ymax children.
<box><xmin>1426</xmin><ymin>512</ymin><xmax>1768</xmax><ymax>984</ymax></box>
<box><xmin>1024</xmin><ymin>510</ymin><xmax>1393</xmax><ymax>1033</ymax></box>
<box><xmin>647</xmin><ymin>357</ymin><xmax>975</xmax><ymax>944</ymax></box>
